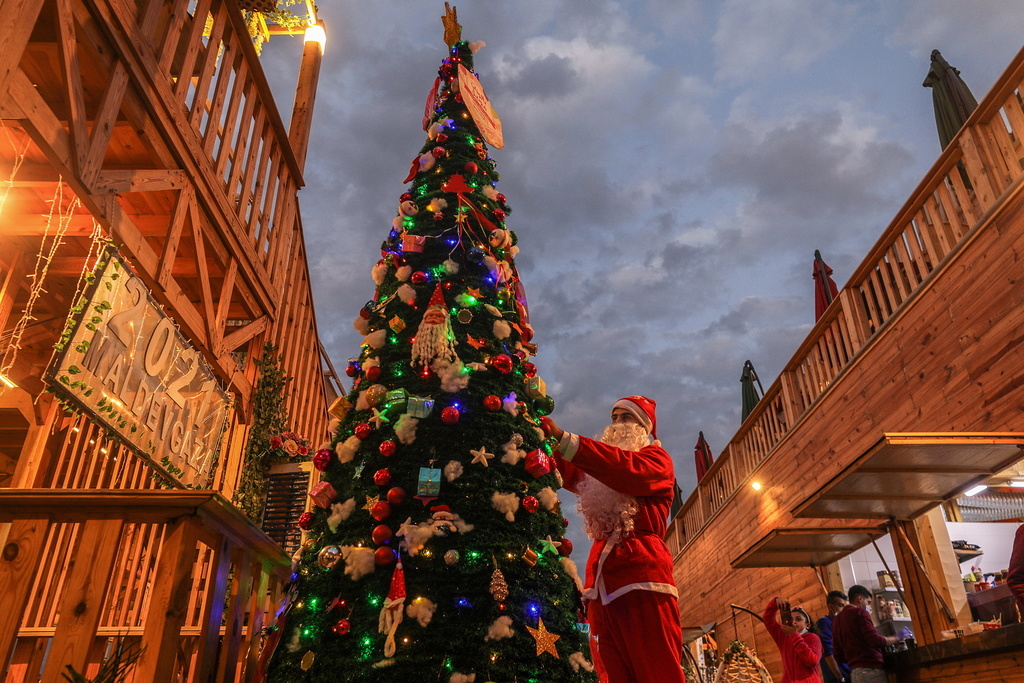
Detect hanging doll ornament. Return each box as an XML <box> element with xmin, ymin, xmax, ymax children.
<box><xmin>378</xmin><ymin>561</ymin><xmax>407</xmax><ymax>657</ymax></box>
<box><xmin>411</xmin><ymin>285</ymin><xmax>458</xmax><ymax>367</ymax></box>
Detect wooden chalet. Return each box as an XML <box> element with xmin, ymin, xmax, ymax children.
<box><xmin>0</xmin><ymin>1</ymin><xmax>336</xmax><ymax>681</ymax></box>
<box><xmin>669</xmin><ymin>45</ymin><xmax>1024</xmax><ymax>682</ymax></box>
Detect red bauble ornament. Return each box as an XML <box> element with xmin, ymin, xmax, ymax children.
<box><xmin>370</xmin><ymin>500</ymin><xmax>392</xmax><ymax>521</ymax></box>
<box><xmin>297</xmin><ymin>512</ymin><xmax>314</xmax><ymax>530</ymax></box>
<box><xmin>559</xmin><ymin>538</ymin><xmax>573</xmax><ymax>556</ymax></box>
<box><xmin>521</xmin><ymin>362</ymin><xmax>537</xmax><ymax>378</ymax></box>
<box><xmin>432</xmin><ymin>146</ymin><xmax>446</xmax><ymax>158</ymax></box>
<box><xmin>493</xmin><ymin>209</ymin><xmax>506</xmax><ymax>221</ymax></box>
<box><xmin>440</xmin><ymin>406</ymin><xmax>461</xmax><ymax>425</ymax></box>
<box><xmin>497</xmin><ymin>193</ymin><xmax>507</xmax><ymax>205</ymax></box>
<box><xmin>563</xmin><ymin>517</ymin><xmax>570</xmax><ymax>527</ymax></box>
<box><xmin>354</xmin><ymin>423</ymin><xmax>372</xmax><ymax>440</ymax></box>
<box><xmin>411</xmin><ymin>271</ymin><xmax>428</xmax><ymax>284</ymax></box>
<box><xmin>463</xmin><ymin>161</ymin><xmax>478</xmax><ymax>174</ymax></box>
<box><xmin>379</xmin><ymin>440</ymin><xmax>397</xmax><ymax>457</ymax></box>
<box><xmin>400</xmin><ymin>192</ymin><xmax>413</xmax><ymax>202</ymax></box>
<box><xmin>365</xmin><ymin>366</ymin><xmax>382</xmax><ymax>381</ymax></box>
<box><xmin>373</xmin><ymin>468</ymin><xmax>392</xmax><ymax>486</ymax></box>
<box><xmin>436</xmin><ymin>133</ymin><xmax>449</xmax><ymax>143</ymax></box>
<box><xmin>490</xmin><ymin>354</ymin><xmax>513</xmax><ymax>374</ymax></box>
<box><xmin>454</xmin><ymin>93</ymin><xmax>464</xmax><ymax>103</ymax></box>
<box><xmin>332</xmin><ymin>618</ymin><xmax>351</xmax><ymax>635</ymax></box>
<box><xmin>345</xmin><ymin>363</ymin><xmax>358</xmax><ymax>377</ymax></box>
<box><xmin>371</xmin><ymin>524</ymin><xmax>393</xmax><ymax>545</ymax></box>
<box><xmin>313</xmin><ymin>449</ymin><xmax>333</xmax><ymax>472</ymax></box>
<box><xmin>522</xmin><ymin>495</ymin><xmax>539</xmax><ymax>513</ymax></box>
<box><xmin>483</xmin><ymin>395</ymin><xmax>502</xmax><ymax>411</ymax></box>
<box><xmin>387</xmin><ymin>486</ymin><xmax>407</xmax><ymax>505</ymax></box>
<box><xmin>374</xmin><ymin>546</ymin><xmax>396</xmax><ymax>566</ymax></box>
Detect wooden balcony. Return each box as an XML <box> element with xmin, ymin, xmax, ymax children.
<box><xmin>0</xmin><ymin>490</ymin><xmax>290</xmax><ymax>682</ymax></box>
<box><xmin>669</xmin><ymin>43</ymin><xmax>1024</xmax><ymax>671</ymax></box>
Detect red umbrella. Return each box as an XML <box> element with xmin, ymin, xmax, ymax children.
<box><xmin>694</xmin><ymin>431</ymin><xmax>715</xmax><ymax>482</ymax></box>
<box><xmin>813</xmin><ymin>249</ymin><xmax>839</xmax><ymax>321</ymax></box>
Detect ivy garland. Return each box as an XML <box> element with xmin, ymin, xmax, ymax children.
<box><xmin>234</xmin><ymin>341</ymin><xmax>294</xmax><ymax>522</ymax></box>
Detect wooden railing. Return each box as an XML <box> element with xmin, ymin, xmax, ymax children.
<box><xmin>0</xmin><ymin>490</ymin><xmax>290</xmax><ymax>683</ymax></box>
<box><xmin>668</xmin><ymin>44</ymin><xmax>1024</xmax><ymax>554</ymax></box>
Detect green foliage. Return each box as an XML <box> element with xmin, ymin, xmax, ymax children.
<box><xmin>266</xmin><ymin>41</ymin><xmax>593</xmax><ymax>682</ymax></box>
<box><xmin>244</xmin><ymin>1</ymin><xmax>309</xmax><ymax>55</ymax></box>
<box><xmin>62</xmin><ymin>639</ymin><xmax>143</xmax><ymax>683</ymax></box>
<box><xmin>234</xmin><ymin>342</ymin><xmax>293</xmax><ymax>522</ymax></box>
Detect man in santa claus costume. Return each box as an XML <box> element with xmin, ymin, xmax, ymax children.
<box><xmin>542</xmin><ymin>396</ymin><xmax>685</xmax><ymax>683</ymax></box>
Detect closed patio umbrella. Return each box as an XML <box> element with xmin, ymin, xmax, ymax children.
<box><xmin>695</xmin><ymin>431</ymin><xmax>715</xmax><ymax>482</ymax></box>
<box><xmin>740</xmin><ymin>360</ymin><xmax>764</xmax><ymax>422</ymax></box>
<box><xmin>813</xmin><ymin>249</ymin><xmax>839</xmax><ymax>321</ymax></box>
<box><xmin>923</xmin><ymin>49</ymin><xmax>978</xmax><ymax>150</ymax></box>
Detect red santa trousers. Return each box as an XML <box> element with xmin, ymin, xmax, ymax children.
<box><xmin>588</xmin><ymin>590</ymin><xmax>686</xmax><ymax>683</ymax></box>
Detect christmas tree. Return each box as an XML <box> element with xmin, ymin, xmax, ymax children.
<box><xmin>264</xmin><ymin>9</ymin><xmax>597</xmax><ymax>682</ymax></box>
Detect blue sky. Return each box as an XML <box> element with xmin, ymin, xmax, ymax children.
<box><xmin>260</xmin><ymin>1</ymin><xmax>1024</xmax><ymax>555</ymax></box>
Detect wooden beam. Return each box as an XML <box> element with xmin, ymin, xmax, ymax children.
<box><xmin>54</xmin><ymin>0</ymin><xmax>90</xmax><ymax>176</ymax></box>
<box><xmin>81</xmin><ymin>61</ymin><xmax>130</xmax><ymax>187</ymax></box>
<box><xmin>0</xmin><ymin>0</ymin><xmax>45</xmax><ymax>98</ymax></box>
<box><xmin>158</xmin><ymin>185</ymin><xmax>193</xmax><ymax>290</ymax></box>
<box><xmin>287</xmin><ymin>26</ymin><xmax>323</xmax><ymax>175</ymax></box>
<box><xmin>221</xmin><ymin>315</ymin><xmax>268</xmax><ymax>354</ymax></box>
<box><xmin>0</xmin><ymin>517</ymin><xmax>50</xmax><ymax>673</ymax></box>
<box><xmin>93</xmin><ymin>168</ymin><xmax>187</xmax><ymax>194</ymax></box>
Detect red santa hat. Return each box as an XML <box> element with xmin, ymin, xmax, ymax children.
<box><xmin>612</xmin><ymin>395</ymin><xmax>657</xmax><ymax>439</ymax></box>
<box><xmin>428</xmin><ymin>283</ymin><xmax>446</xmax><ymax>308</ymax></box>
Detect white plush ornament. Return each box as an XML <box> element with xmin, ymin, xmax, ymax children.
<box><xmin>502</xmin><ymin>392</ymin><xmax>518</xmax><ymax>415</ymax></box>
<box><xmin>455</xmin><ymin>293</ymin><xmax>476</xmax><ymax>307</ymax></box>
<box><xmin>406</xmin><ymin>597</ymin><xmax>438</xmax><ymax>627</ymax></box>
<box><xmin>481</xmin><ymin>185</ymin><xmax>498</xmax><ymax>200</ymax></box>
<box><xmin>485</xmin><ymin>615</ymin><xmax>515</xmax><ymax>641</ymax></box>
<box><xmin>327</xmin><ymin>417</ymin><xmax>340</xmax><ymax>433</ymax></box>
<box><xmin>363</xmin><ymin>329</ymin><xmax>387</xmax><ymax>350</ymax></box>
<box><xmin>372</xmin><ymin>261</ymin><xmax>388</xmax><ymax>285</ymax></box>
<box><xmin>569</xmin><ymin>652</ymin><xmax>596</xmax><ymax>673</ymax></box>
<box><xmin>425</xmin><ymin>197</ymin><xmax>447</xmax><ymax>213</ymax></box>
<box><xmin>428</xmin><ymin>119</ymin><xmax>453</xmax><ymax>140</ymax></box>
<box><xmin>450</xmin><ymin>674</ymin><xmax>476</xmax><ymax>683</ymax></box>
<box><xmin>397</xmin><ymin>517</ymin><xmax>434</xmax><ymax>556</ymax></box>
<box><xmin>466</xmin><ymin>361</ymin><xmax>487</xmax><ymax>372</ymax></box>
<box><xmin>284</xmin><ymin>628</ymin><xmax>301</xmax><ymax>653</ymax></box>
<box><xmin>335</xmin><ymin>436</ymin><xmax>360</xmax><ymax>463</ymax></box>
<box><xmin>497</xmin><ymin>261</ymin><xmax>512</xmax><ymax>282</ymax></box>
<box><xmin>290</xmin><ymin>540</ymin><xmax>304</xmax><ymax>572</ymax></box>
<box><xmin>538</xmin><ymin>486</ymin><xmax>560</xmax><ymax>512</ymax></box>
<box><xmin>443</xmin><ymin>460</ymin><xmax>463</xmax><ymax>481</ymax></box>
<box><xmin>501</xmin><ymin>432</ymin><xmax>527</xmax><ymax>465</ymax></box>
<box><xmin>508</xmin><ymin>245</ymin><xmax>520</xmax><ymax>258</ymax></box>
<box><xmin>468</xmin><ymin>40</ymin><xmax>486</xmax><ymax>53</ymax></box>
<box><xmin>340</xmin><ymin>546</ymin><xmax>376</xmax><ymax>580</ymax></box>
<box><xmin>417</xmin><ymin>153</ymin><xmax>436</xmax><ymax>173</ymax></box>
<box><xmin>442</xmin><ymin>259</ymin><xmax>460</xmax><ymax>274</ymax></box>
<box><xmin>355</xmin><ymin>390</ymin><xmax>371</xmax><ymax>411</ymax></box>
<box><xmin>481</xmin><ymin>256</ymin><xmax>500</xmax><ymax>280</ymax></box>
<box><xmin>491</xmin><ymin>492</ymin><xmax>520</xmax><ymax>522</ymax></box>
<box><xmin>561</xmin><ymin>557</ymin><xmax>583</xmax><ymax>590</ymax></box>
<box><xmin>393</xmin><ymin>215</ymin><xmax>404</xmax><ymax>230</ymax></box>
<box><xmin>327</xmin><ymin>498</ymin><xmax>357</xmax><ymax>533</ymax></box>
<box><xmin>492</xmin><ymin>320</ymin><xmax>512</xmax><ymax>340</ymax></box>
<box><xmin>394</xmin><ymin>414</ymin><xmax>419</xmax><ymax>445</ymax></box>
<box><xmin>533</xmin><ymin>426</ymin><xmax>547</xmax><ymax>442</ymax></box>
<box><xmin>484</xmin><ymin>304</ymin><xmax>502</xmax><ymax>317</ymax></box>
<box><xmin>432</xmin><ymin>358</ymin><xmax>470</xmax><ymax>393</ymax></box>
<box><xmin>451</xmin><ymin>513</ymin><xmax>474</xmax><ymax>534</ymax></box>
<box><xmin>399</xmin><ymin>200</ymin><xmax>418</xmax><ymax>216</ymax></box>
<box><xmin>353</xmin><ymin>315</ymin><xmax>370</xmax><ymax>336</ymax></box>
<box><xmin>397</xmin><ymin>284</ymin><xmax>417</xmax><ymax>305</ymax></box>
<box><xmin>396</xmin><ymin>265</ymin><xmax>413</xmax><ymax>281</ymax></box>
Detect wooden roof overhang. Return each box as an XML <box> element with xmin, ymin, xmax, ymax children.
<box><xmin>793</xmin><ymin>433</ymin><xmax>1024</xmax><ymax>521</ymax></box>
<box><xmin>732</xmin><ymin>526</ymin><xmax>886</xmax><ymax>569</ymax></box>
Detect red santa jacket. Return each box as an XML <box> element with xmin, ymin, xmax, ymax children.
<box><xmin>555</xmin><ymin>432</ymin><xmax>678</xmax><ymax>604</ymax></box>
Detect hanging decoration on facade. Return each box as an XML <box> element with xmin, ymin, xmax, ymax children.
<box><xmin>47</xmin><ymin>249</ymin><xmax>232</xmax><ymax>488</ymax></box>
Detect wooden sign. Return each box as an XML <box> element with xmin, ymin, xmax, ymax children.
<box><xmin>458</xmin><ymin>64</ymin><xmax>503</xmax><ymax>149</ymax></box>
<box><xmin>48</xmin><ymin>251</ymin><xmax>232</xmax><ymax>488</ymax></box>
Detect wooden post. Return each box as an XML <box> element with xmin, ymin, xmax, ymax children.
<box><xmin>889</xmin><ymin>519</ymin><xmax>956</xmax><ymax>645</ymax></box>
<box><xmin>914</xmin><ymin>507</ymin><xmax>971</xmax><ymax>626</ymax></box>
<box><xmin>0</xmin><ymin>517</ymin><xmax>50</xmax><ymax>675</ymax></box>
<box><xmin>40</xmin><ymin>518</ymin><xmax>125</xmax><ymax>683</ymax></box>
<box><xmin>135</xmin><ymin>515</ymin><xmax>200</xmax><ymax>683</ymax></box>
<box><xmin>194</xmin><ymin>537</ymin><xmax>233</xmax><ymax>683</ymax></box>
<box><xmin>287</xmin><ymin>22</ymin><xmax>324</xmax><ymax>174</ymax></box>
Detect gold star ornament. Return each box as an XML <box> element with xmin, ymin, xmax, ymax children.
<box><xmin>442</xmin><ymin>3</ymin><xmax>462</xmax><ymax>46</ymax></box>
<box><xmin>526</xmin><ymin>617</ymin><xmax>560</xmax><ymax>658</ymax></box>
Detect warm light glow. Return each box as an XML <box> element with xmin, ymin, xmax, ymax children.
<box><xmin>304</xmin><ymin>24</ymin><xmax>326</xmax><ymax>52</ymax></box>
<box><xmin>751</xmin><ymin>481</ymin><xmax>762</xmax><ymax>491</ymax></box>
<box><xmin>1010</xmin><ymin>480</ymin><xmax>1024</xmax><ymax>488</ymax></box>
<box><xmin>964</xmin><ymin>484</ymin><xmax>988</xmax><ymax>497</ymax></box>
<box><xmin>0</xmin><ymin>374</ymin><xmax>15</xmax><ymax>388</ymax></box>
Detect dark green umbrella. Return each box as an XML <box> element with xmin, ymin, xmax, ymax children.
<box><xmin>740</xmin><ymin>359</ymin><xmax>764</xmax><ymax>422</ymax></box>
<box><xmin>923</xmin><ymin>49</ymin><xmax>978</xmax><ymax>150</ymax></box>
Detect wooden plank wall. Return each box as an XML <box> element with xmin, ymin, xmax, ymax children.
<box><xmin>669</xmin><ymin>46</ymin><xmax>1024</xmax><ymax>677</ymax></box>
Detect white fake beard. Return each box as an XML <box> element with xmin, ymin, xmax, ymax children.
<box><xmin>574</xmin><ymin>423</ymin><xmax>647</xmax><ymax>541</ymax></box>
<box><xmin>410</xmin><ymin>314</ymin><xmax>457</xmax><ymax>366</ymax></box>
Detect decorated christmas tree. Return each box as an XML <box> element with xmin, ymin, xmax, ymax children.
<box><xmin>264</xmin><ymin>8</ymin><xmax>597</xmax><ymax>682</ymax></box>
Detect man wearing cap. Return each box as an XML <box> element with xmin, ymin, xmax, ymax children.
<box><xmin>541</xmin><ymin>396</ymin><xmax>685</xmax><ymax>683</ymax></box>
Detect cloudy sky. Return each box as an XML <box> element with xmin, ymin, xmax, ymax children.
<box><xmin>260</xmin><ymin>1</ymin><xmax>1024</xmax><ymax>553</ymax></box>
